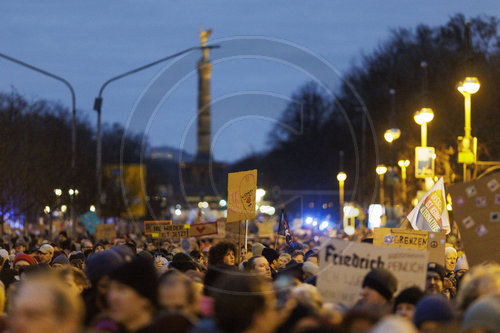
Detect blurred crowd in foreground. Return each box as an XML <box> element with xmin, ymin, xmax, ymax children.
<box><xmin>0</xmin><ymin>229</ymin><xmax>498</xmax><ymax>333</ymax></box>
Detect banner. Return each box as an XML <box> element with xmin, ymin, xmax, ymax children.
<box><xmin>188</xmin><ymin>222</ymin><xmax>218</xmax><ymax>238</ymax></box>
<box><xmin>415</xmin><ymin>146</ymin><xmax>435</xmax><ymax>178</ymax></box>
<box><xmin>95</xmin><ymin>224</ymin><xmax>116</xmax><ymax>241</ymax></box>
<box><xmin>373</xmin><ymin>228</ymin><xmax>445</xmax><ymax>264</ymax></box>
<box><xmin>148</xmin><ymin>224</ymin><xmax>189</xmax><ymax>239</ymax></box>
<box><xmin>104</xmin><ymin>164</ymin><xmax>146</xmax><ymax>218</ymax></box>
<box><xmin>318</xmin><ymin>238</ymin><xmax>428</xmax><ymax>307</ymax></box>
<box><xmin>448</xmin><ymin>172</ymin><xmax>500</xmax><ymax>266</ymax></box>
<box><xmin>80</xmin><ymin>211</ymin><xmax>99</xmax><ymax>234</ymax></box>
<box><xmin>227</xmin><ymin>169</ymin><xmax>257</xmax><ymax>222</ymax></box>
<box><xmin>407</xmin><ymin>177</ymin><xmax>450</xmax><ymax>234</ymax></box>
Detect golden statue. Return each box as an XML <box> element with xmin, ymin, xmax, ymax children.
<box><xmin>199</xmin><ymin>28</ymin><xmax>212</xmax><ymax>59</ymax></box>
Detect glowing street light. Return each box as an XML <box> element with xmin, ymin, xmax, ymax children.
<box><xmin>457</xmin><ymin>76</ymin><xmax>480</xmax><ymax>180</ymax></box>
<box><xmin>376</xmin><ymin>165</ymin><xmax>387</xmax><ymax>205</ymax></box>
<box><xmin>414</xmin><ymin>108</ymin><xmax>434</xmax><ymax>147</ymax></box>
<box><xmin>54</xmin><ymin>189</ymin><xmax>62</xmax><ymax>197</ymax></box>
<box><xmin>337</xmin><ymin>172</ymin><xmax>347</xmax><ymax>223</ymax></box>
<box><xmin>384</xmin><ymin>128</ymin><xmax>401</xmax><ymax>143</ymax></box>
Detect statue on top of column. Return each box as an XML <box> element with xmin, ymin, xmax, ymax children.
<box><xmin>199</xmin><ymin>28</ymin><xmax>212</xmax><ymax>60</ymax></box>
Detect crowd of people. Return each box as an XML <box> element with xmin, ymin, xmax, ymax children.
<box><xmin>0</xmin><ymin>228</ymin><xmax>498</xmax><ymax>333</ymax></box>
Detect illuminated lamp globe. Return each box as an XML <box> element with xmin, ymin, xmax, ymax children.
<box><xmin>337</xmin><ymin>172</ymin><xmax>347</xmax><ymax>182</ymax></box>
<box><xmin>414</xmin><ymin>108</ymin><xmax>434</xmax><ymax>125</ymax></box>
<box><xmin>376</xmin><ymin>165</ymin><xmax>387</xmax><ymax>175</ymax></box>
<box><xmin>457</xmin><ymin>77</ymin><xmax>480</xmax><ymax>95</ymax></box>
<box><xmin>398</xmin><ymin>160</ymin><xmax>410</xmax><ymax>168</ymax></box>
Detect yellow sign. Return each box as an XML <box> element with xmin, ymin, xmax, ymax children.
<box><xmin>95</xmin><ymin>224</ymin><xmax>116</xmax><ymax>241</ymax></box>
<box><xmin>415</xmin><ymin>146</ymin><xmax>435</xmax><ymax>178</ymax></box>
<box><xmin>373</xmin><ymin>228</ymin><xmax>445</xmax><ymax>263</ymax></box>
<box><xmin>150</xmin><ymin>224</ymin><xmax>189</xmax><ymax>239</ymax></box>
<box><xmin>227</xmin><ymin>169</ymin><xmax>257</xmax><ymax>222</ymax></box>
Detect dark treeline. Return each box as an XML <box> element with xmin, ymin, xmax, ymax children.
<box><xmin>233</xmin><ymin>14</ymin><xmax>500</xmax><ymax>208</ymax></box>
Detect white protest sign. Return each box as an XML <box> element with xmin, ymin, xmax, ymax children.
<box><xmin>318</xmin><ymin>238</ymin><xmax>428</xmax><ymax>308</ymax></box>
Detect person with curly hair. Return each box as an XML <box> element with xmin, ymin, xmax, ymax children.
<box><xmin>208</xmin><ymin>242</ymin><xmax>237</xmax><ymax>267</ymax></box>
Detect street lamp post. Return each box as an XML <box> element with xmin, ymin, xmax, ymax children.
<box><xmin>53</xmin><ymin>189</ymin><xmax>62</xmax><ymax>240</ymax></box>
<box><xmin>457</xmin><ymin>77</ymin><xmax>480</xmax><ymax>181</ymax></box>
<box><xmin>414</xmin><ymin>108</ymin><xmax>434</xmax><ymax>147</ymax></box>
<box><xmin>397</xmin><ymin>160</ymin><xmax>410</xmax><ymax>209</ymax></box>
<box><xmin>93</xmin><ymin>45</ymin><xmax>219</xmax><ymax>217</ymax></box>
<box><xmin>337</xmin><ymin>172</ymin><xmax>347</xmax><ymax>225</ymax></box>
<box><xmin>376</xmin><ymin>165</ymin><xmax>387</xmax><ymax>205</ymax></box>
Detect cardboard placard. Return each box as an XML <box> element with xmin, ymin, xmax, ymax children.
<box><xmin>258</xmin><ymin>220</ymin><xmax>275</xmax><ymax>237</ymax></box>
<box><xmin>150</xmin><ymin>224</ymin><xmax>189</xmax><ymax>239</ymax></box>
<box><xmin>373</xmin><ymin>228</ymin><xmax>445</xmax><ymax>264</ymax></box>
<box><xmin>318</xmin><ymin>238</ymin><xmax>428</xmax><ymax>307</ymax></box>
<box><xmin>188</xmin><ymin>222</ymin><xmax>218</xmax><ymax>238</ymax></box>
<box><xmin>448</xmin><ymin>172</ymin><xmax>500</xmax><ymax>266</ymax></box>
<box><xmin>144</xmin><ymin>220</ymin><xmax>172</xmax><ymax>235</ymax></box>
<box><xmin>227</xmin><ymin>170</ymin><xmax>257</xmax><ymax>222</ymax></box>
<box><xmin>95</xmin><ymin>224</ymin><xmax>116</xmax><ymax>241</ymax></box>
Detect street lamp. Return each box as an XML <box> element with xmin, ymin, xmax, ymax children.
<box><xmin>397</xmin><ymin>160</ymin><xmax>410</xmax><ymax>208</ymax></box>
<box><xmin>414</xmin><ymin>108</ymin><xmax>434</xmax><ymax>147</ymax></box>
<box><xmin>384</xmin><ymin>128</ymin><xmax>401</xmax><ymax>143</ymax></box>
<box><xmin>457</xmin><ymin>76</ymin><xmax>480</xmax><ymax>180</ymax></box>
<box><xmin>376</xmin><ymin>165</ymin><xmax>387</xmax><ymax>205</ymax></box>
<box><xmin>93</xmin><ymin>45</ymin><xmax>219</xmax><ymax>217</ymax></box>
<box><xmin>337</xmin><ymin>172</ymin><xmax>347</xmax><ymax>224</ymax></box>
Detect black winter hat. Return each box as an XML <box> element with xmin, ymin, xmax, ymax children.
<box><xmin>109</xmin><ymin>256</ymin><xmax>158</xmax><ymax>307</ymax></box>
<box><xmin>394</xmin><ymin>286</ymin><xmax>424</xmax><ymax>308</ymax></box>
<box><xmin>262</xmin><ymin>248</ymin><xmax>279</xmax><ymax>265</ymax></box>
<box><xmin>362</xmin><ymin>268</ymin><xmax>398</xmax><ymax>301</ymax></box>
<box><xmin>427</xmin><ymin>262</ymin><xmax>446</xmax><ymax>282</ymax></box>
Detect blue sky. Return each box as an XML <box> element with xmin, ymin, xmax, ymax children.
<box><xmin>1</xmin><ymin>1</ymin><xmax>498</xmax><ymax>162</ymax></box>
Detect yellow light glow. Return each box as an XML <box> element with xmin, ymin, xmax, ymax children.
<box><xmin>54</xmin><ymin>189</ymin><xmax>62</xmax><ymax>196</ymax></box>
<box><xmin>447</xmin><ymin>203</ymin><xmax>452</xmax><ymax>211</ymax></box>
<box><xmin>376</xmin><ymin>165</ymin><xmax>387</xmax><ymax>175</ymax></box>
<box><xmin>44</xmin><ymin>206</ymin><xmax>51</xmax><ymax>214</ymax></box>
<box><xmin>256</xmin><ymin>188</ymin><xmax>266</xmax><ymax>202</ymax></box>
<box><xmin>398</xmin><ymin>160</ymin><xmax>410</xmax><ymax>167</ymax></box>
<box><xmin>457</xmin><ymin>77</ymin><xmax>480</xmax><ymax>95</ymax></box>
<box><xmin>412</xmin><ymin>198</ymin><xmax>419</xmax><ymax>207</ymax></box>
<box><xmin>414</xmin><ymin>108</ymin><xmax>434</xmax><ymax>125</ymax></box>
<box><xmin>61</xmin><ymin>205</ymin><xmax>67</xmax><ymax>213</ymax></box>
<box><xmin>384</xmin><ymin>131</ymin><xmax>394</xmax><ymax>143</ymax></box>
<box><xmin>90</xmin><ymin>205</ymin><xmax>96</xmax><ymax>212</ymax></box>
<box><xmin>337</xmin><ymin>172</ymin><xmax>347</xmax><ymax>182</ymax></box>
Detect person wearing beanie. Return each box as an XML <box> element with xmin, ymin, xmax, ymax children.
<box><xmin>302</xmin><ymin>261</ymin><xmax>319</xmax><ymax>281</ymax></box>
<box><xmin>52</xmin><ymin>254</ymin><xmax>71</xmax><ymax>267</ymax></box>
<box><xmin>13</xmin><ymin>253</ymin><xmax>36</xmax><ymax>271</ymax></box>
<box><xmin>461</xmin><ymin>294</ymin><xmax>500</xmax><ymax>333</ymax></box>
<box><xmin>393</xmin><ymin>286</ymin><xmax>424</xmax><ymax>322</ymax></box>
<box><xmin>360</xmin><ymin>268</ymin><xmax>398</xmax><ymax>306</ymax></box>
<box><xmin>413</xmin><ymin>295</ymin><xmax>455</xmax><ymax>330</ymax></box>
<box><xmin>107</xmin><ymin>256</ymin><xmax>158</xmax><ymax>332</ymax></box>
<box><xmin>251</xmin><ymin>242</ymin><xmax>265</xmax><ymax>257</ymax></box>
<box><xmin>426</xmin><ymin>262</ymin><xmax>446</xmax><ymax>295</ymax></box>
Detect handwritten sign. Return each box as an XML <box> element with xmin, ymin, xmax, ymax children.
<box><xmin>188</xmin><ymin>222</ymin><xmax>218</xmax><ymax>238</ymax></box>
<box><xmin>144</xmin><ymin>220</ymin><xmax>172</xmax><ymax>235</ymax></box>
<box><xmin>149</xmin><ymin>224</ymin><xmax>189</xmax><ymax>239</ymax></box>
<box><xmin>448</xmin><ymin>172</ymin><xmax>500</xmax><ymax>266</ymax></box>
<box><xmin>373</xmin><ymin>228</ymin><xmax>445</xmax><ymax>264</ymax></box>
<box><xmin>318</xmin><ymin>238</ymin><xmax>428</xmax><ymax>307</ymax></box>
<box><xmin>95</xmin><ymin>224</ymin><xmax>116</xmax><ymax>241</ymax></box>
<box><xmin>227</xmin><ymin>170</ymin><xmax>257</xmax><ymax>222</ymax></box>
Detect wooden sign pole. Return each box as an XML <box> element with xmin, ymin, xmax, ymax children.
<box><xmin>244</xmin><ymin>220</ymin><xmax>248</xmax><ymax>252</ymax></box>
<box><xmin>238</xmin><ymin>220</ymin><xmax>242</xmax><ymax>264</ymax></box>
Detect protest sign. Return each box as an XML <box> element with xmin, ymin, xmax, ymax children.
<box><xmin>95</xmin><ymin>224</ymin><xmax>116</xmax><ymax>241</ymax></box>
<box><xmin>188</xmin><ymin>222</ymin><xmax>218</xmax><ymax>238</ymax></box>
<box><xmin>80</xmin><ymin>211</ymin><xmax>99</xmax><ymax>234</ymax></box>
<box><xmin>149</xmin><ymin>224</ymin><xmax>189</xmax><ymax>239</ymax></box>
<box><xmin>227</xmin><ymin>170</ymin><xmax>257</xmax><ymax>222</ymax></box>
<box><xmin>448</xmin><ymin>172</ymin><xmax>500</xmax><ymax>266</ymax></box>
<box><xmin>373</xmin><ymin>228</ymin><xmax>445</xmax><ymax>264</ymax></box>
<box><xmin>407</xmin><ymin>178</ymin><xmax>450</xmax><ymax>234</ymax></box>
<box><xmin>144</xmin><ymin>220</ymin><xmax>172</xmax><ymax>235</ymax></box>
<box><xmin>258</xmin><ymin>220</ymin><xmax>275</xmax><ymax>237</ymax></box>
<box><xmin>318</xmin><ymin>238</ymin><xmax>428</xmax><ymax>307</ymax></box>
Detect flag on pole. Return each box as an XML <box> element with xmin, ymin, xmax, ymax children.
<box><xmin>407</xmin><ymin>177</ymin><xmax>451</xmax><ymax>234</ymax></box>
<box><xmin>278</xmin><ymin>210</ymin><xmax>291</xmax><ymax>236</ymax></box>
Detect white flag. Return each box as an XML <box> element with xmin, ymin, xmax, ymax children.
<box><xmin>407</xmin><ymin>178</ymin><xmax>450</xmax><ymax>234</ymax></box>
